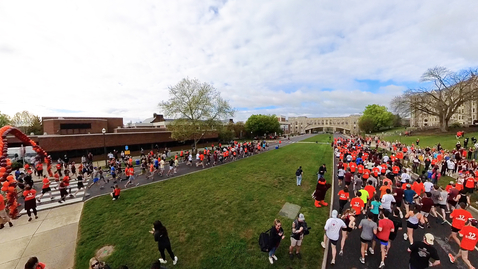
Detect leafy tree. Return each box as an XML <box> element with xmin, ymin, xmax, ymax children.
<box><xmin>361</xmin><ymin>104</ymin><xmax>394</xmax><ymax>131</ymax></box>
<box><xmin>11</xmin><ymin>111</ymin><xmax>40</xmax><ymax>134</ymax></box>
<box><xmin>391</xmin><ymin>66</ymin><xmax>478</xmax><ymax>132</ymax></box>
<box><xmin>232</xmin><ymin>121</ymin><xmax>245</xmax><ymax>138</ymax></box>
<box><xmin>217</xmin><ymin>124</ymin><xmax>235</xmax><ymax>142</ymax></box>
<box><xmin>159</xmin><ymin>78</ymin><xmax>234</xmax><ymax>149</ymax></box>
<box><xmin>28</xmin><ymin>115</ymin><xmax>43</xmax><ymax>135</ymax></box>
<box><xmin>358</xmin><ymin>115</ymin><xmax>375</xmax><ymax>133</ymax></box>
<box><xmin>392</xmin><ymin>114</ymin><xmax>402</xmax><ymax>128</ymax></box>
<box><xmin>0</xmin><ymin>111</ymin><xmax>11</xmax><ymax>127</ymax></box>
<box><xmin>245</xmin><ymin>114</ymin><xmax>281</xmax><ymax>137</ymax></box>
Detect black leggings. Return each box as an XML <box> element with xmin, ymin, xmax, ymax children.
<box><xmin>25</xmin><ymin>199</ymin><xmax>37</xmax><ymax>217</ymax></box>
<box><xmin>159</xmin><ymin>245</ymin><xmax>175</xmax><ymax>260</ymax></box>
<box><xmin>339</xmin><ymin>200</ymin><xmax>348</xmax><ymax>214</ymax></box>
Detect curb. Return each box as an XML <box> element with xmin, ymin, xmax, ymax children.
<box><xmin>321</xmin><ymin>148</ymin><xmax>336</xmax><ymax>269</ymax></box>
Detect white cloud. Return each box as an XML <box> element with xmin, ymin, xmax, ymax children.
<box><xmin>1</xmin><ymin>0</ymin><xmax>478</xmax><ymax>123</ymax></box>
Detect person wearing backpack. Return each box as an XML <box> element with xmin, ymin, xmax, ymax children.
<box><xmin>289</xmin><ymin>213</ymin><xmax>307</xmax><ymax>260</ymax></box>
<box><xmin>296</xmin><ymin>166</ymin><xmax>303</xmax><ymax>186</ymax></box>
<box><xmin>268</xmin><ymin>219</ymin><xmax>285</xmax><ymax>264</ymax></box>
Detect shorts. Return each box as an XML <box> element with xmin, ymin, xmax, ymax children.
<box><xmin>290</xmin><ymin>237</ymin><xmax>303</xmax><ymax>247</ymax></box>
<box><xmin>329</xmin><ymin>239</ymin><xmax>338</xmax><ymax>245</ymax></box>
<box><xmin>169</xmin><ymin>166</ymin><xmax>173</xmax><ymax>170</ymax></box>
<box><xmin>112</xmin><ymin>194</ymin><xmax>120</xmax><ymax>199</ymax></box>
<box><xmin>465</xmin><ymin>187</ymin><xmax>474</xmax><ymax>194</ymax></box>
<box><xmin>436</xmin><ymin>204</ymin><xmax>446</xmax><ymax>210</ymax></box>
<box><xmin>360</xmin><ymin>237</ymin><xmax>372</xmax><ymax>243</ymax></box>
<box><xmin>448</xmin><ymin>200</ymin><xmax>457</xmax><ymax>207</ymax></box>
<box><xmin>345</xmin><ymin>181</ymin><xmax>351</xmax><ymax>186</ymax></box>
<box><xmin>129</xmin><ymin>175</ymin><xmax>135</xmax><ymax>181</ymax></box>
<box><xmin>407</xmin><ymin>222</ymin><xmax>419</xmax><ymax>229</ymax></box>
<box><xmin>374</xmin><ymin>235</ymin><xmax>389</xmax><ymax>246</ymax></box>
<box><xmin>93</xmin><ymin>178</ymin><xmax>99</xmax><ymax>183</ymax></box>
<box><xmin>420</xmin><ymin>211</ymin><xmax>430</xmax><ymax>218</ymax></box>
<box><xmin>41</xmin><ymin>187</ymin><xmax>51</xmax><ymax>194</ymax></box>
<box><xmin>395</xmin><ymin>200</ymin><xmax>402</xmax><ymax>207</ymax></box>
<box><xmin>451</xmin><ymin>226</ymin><xmax>461</xmax><ymax>233</ymax></box>
<box><xmin>338</xmin><ymin>176</ymin><xmax>344</xmax><ymax>180</ymax></box>
<box><xmin>111</xmin><ymin>173</ymin><xmax>116</xmax><ymax>179</ymax></box>
<box><xmin>78</xmin><ymin>182</ymin><xmax>84</xmax><ymax>189</ymax></box>
<box><xmin>342</xmin><ymin>227</ymin><xmax>352</xmax><ymax>232</ymax></box>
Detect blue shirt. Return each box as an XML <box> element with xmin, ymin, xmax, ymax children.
<box><xmin>110</xmin><ymin>166</ymin><xmax>116</xmax><ymax>174</ymax></box>
<box><xmin>370</xmin><ymin>201</ymin><xmax>381</xmax><ymax>215</ymax></box>
<box><xmin>403</xmin><ymin>189</ymin><xmax>417</xmax><ymax>203</ymax></box>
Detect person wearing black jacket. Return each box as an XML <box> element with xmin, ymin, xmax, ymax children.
<box><xmin>150</xmin><ymin>220</ymin><xmax>178</xmax><ymax>265</ymax></box>
<box><xmin>268</xmin><ymin>219</ymin><xmax>285</xmax><ymax>264</ymax></box>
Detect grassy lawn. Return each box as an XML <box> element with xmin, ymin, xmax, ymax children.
<box><xmin>75</xmin><ymin>135</ymin><xmax>333</xmax><ymax>269</ymax></box>
<box><xmin>301</xmin><ymin>134</ymin><xmax>333</xmax><ymax>143</ymax></box>
<box><xmin>382</xmin><ymin>132</ymin><xmax>478</xmax><ymax>150</ymax></box>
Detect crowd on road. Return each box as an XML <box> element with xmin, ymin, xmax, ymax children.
<box><xmin>322</xmin><ymin>135</ymin><xmax>478</xmax><ymax>269</ymax></box>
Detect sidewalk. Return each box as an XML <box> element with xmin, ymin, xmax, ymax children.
<box><xmin>0</xmin><ymin>202</ymin><xmax>83</xmax><ymax>269</ymax></box>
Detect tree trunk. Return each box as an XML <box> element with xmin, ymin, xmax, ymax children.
<box><xmin>440</xmin><ymin>115</ymin><xmax>448</xmax><ymax>132</ymax></box>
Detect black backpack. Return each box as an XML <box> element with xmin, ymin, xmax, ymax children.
<box><xmin>258</xmin><ymin>228</ymin><xmax>272</xmax><ymax>252</ymax></box>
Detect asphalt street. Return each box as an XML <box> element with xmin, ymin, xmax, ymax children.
<box><xmin>325</xmin><ymin>134</ymin><xmax>478</xmax><ymax>269</ymax></box>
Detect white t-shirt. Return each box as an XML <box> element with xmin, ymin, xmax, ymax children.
<box><xmin>338</xmin><ymin>169</ymin><xmax>345</xmax><ymax>177</ymax></box>
<box><xmin>401</xmin><ymin>173</ymin><xmax>411</xmax><ymax>183</ymax></box>
<box><xmin>324</xmin><ymin>218</ymin><xmax>346</xmax><ymax>241</ymax></box>
<box><xmin>381</xmin><ymin>194</ymin><xmax>396</xmax><ymax>210</ymax></box>
<box><xmin>423</xmin><ymin>182</ymin><xmax>434</xmax><ymax>192</ymax></box>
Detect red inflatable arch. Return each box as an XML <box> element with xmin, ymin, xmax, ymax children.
<box><xmin>0</xmin><ymin>125</ymin><xmax>48</xmax><ymax>182</ymax></box>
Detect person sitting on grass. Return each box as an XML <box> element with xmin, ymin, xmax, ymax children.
<box><xmin>110</xmin><ymin>185</ymin><xmax>121</xmax><ymax>201</ymax></box>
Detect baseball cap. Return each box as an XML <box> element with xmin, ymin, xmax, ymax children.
<box><xmin>424</xmin><ymin>233</ymin><xmax>434</xmax><ymax>245</ymax></box>
<box><xmin>450</xmin><ymin>181</ymin><xmax>454</xmax><ymax>184</ymax></box>
<box><xmin>469</xmin><ymin>218</ymin><xmax>478</xmax><ymax>226</ymax></box>
<box><xmin>298</xmin><ymin>213</ymin><xmax>305</xmax><ymax>221</ymax></box>
<box><xmin>331</xmin><ymin>210</ymin><xmax>338</xmax><ymax>218</ymax></box>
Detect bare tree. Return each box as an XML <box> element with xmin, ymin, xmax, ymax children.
<box><xmin>391</xmin><ymin>67</ymin><xmax>478</xmax><ymax>132</ymax></box>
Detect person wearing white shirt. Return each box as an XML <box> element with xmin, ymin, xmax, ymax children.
<box><xmin>401</xmin><ymin>172</ymin><xmax>411</xmax><ymax>183</ymax></box>
<box><xmin>382</xmin><ymin>155</ymin><xmax>389</xmax><ymax>163</ymax></box>
<box><xmin>423</xmin><ymin>179</ymin><xmax>434</xmax><ymax>194</ymax></box>
<box><xmin>321</xmin><ymin>210</ymin><xmax>346</xmax><ymax>265</ymax></box>
<box><xmin>381</xmin><ymin>189</ymin><xmax>396</xmax><ymax>212</ymax></box>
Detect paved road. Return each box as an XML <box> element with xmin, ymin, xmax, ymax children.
<box><xmin>325</xmin><ymin>134</ymin><xmax>478</xmax><ymax>269</ymax></box>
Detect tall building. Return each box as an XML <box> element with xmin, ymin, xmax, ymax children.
<box><xmin>286</xmin><ymin>115</ymin><xmax>360</xmax><ymax>134</ymax></box>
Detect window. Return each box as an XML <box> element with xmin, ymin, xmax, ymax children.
<box><xmin>60</xmin><ymin>123</ymin><xmax>92</xmax><ymax>129</ymax></box>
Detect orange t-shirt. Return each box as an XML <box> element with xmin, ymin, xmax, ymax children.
<box><xmin>379</xmin><ymin>186</ymin><xmax>389</xmax><ymax>199</ymax></box>
<box><xmin>23</xmin><ymin>189</ymin><xmax>36</xmax><ymax>201</ymax></box>
<box><xmin>114</xmin><ymin>188</ymin><xmax>121</xmax><ymax>196</ymax></box>
<box><xmin>459</xmin><ymin>225</ymin><xmax>478</xmax><ymax>251</ymax></box>
<box><xmin>63</xmin><ymin>176</ymin><xmax>70</xmax><ymax>186</ymax></box>
<box><xmin>350</xmin><ymin>197</ymin><xmax>364</xmax><ymax>215</ymax></box>
<box><xmin>380</xmin><ymin>164</ymin><xmax>387</xmax><ymax>174</ymax></box>
<box><xmin>150</xmin><ymin>164</ymin><xmax>154</xmax><ymax>172</ymax></box>
<box><xmin>383</xmin><ymin>178</ymin><xmax>392</xmax><ymax>188</ymax></box>
<box><xmin>412</xmin><ymin>182</ymin><xmax>424</xmax><ymax>196</ymax></box>
<box><xmin>338</xmin><ymin>190</ymin><xmax>349</xmax><ymax>200</ymax></box>
<box><xmin>392</xmin><ymin>166</ymin><xmax>400</xmax><ymax>174</ymax></box>
<box><xmin>372</xmin><ymin>167</ymin><xmax>380</xmax><ymax>177</ymax></box>
<box><xmin>364</xmin><ymin>185</ymin><xmax>375</xmax><ymax>198</ymax></box>
<box><xmin>450</xmin><ymin>209</ymin><xmax>473</xmax><ymax>230</ymax></box>
<box><xmin>349</xmin><ymin>163</ymin><xmax>357</xmax><ymax>172</ymax></box>
<box><xmin>363</xmin><ymin>169</ymin><xmax>371</xmax><ymax>179</ymax></box>
<box><xmin>42</xmin><ymin>178</ymin><xmax>50</xmax><ymax>189</ymax></box>
<box><xmin>465</xmin><ymin>177</ymin><xmax>475</xmax><ymax>189</ymax></box>
<box><xmin>456</xmin><ymin>183</ymin><xmax>464</xmax><ymax>192</ymax></box>
<box><xmin>357</xmin><ymin>165</ymin><xmax>364</xmax><ymax>174</ymax></box>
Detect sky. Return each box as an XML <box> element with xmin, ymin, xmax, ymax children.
<box><xmin>1</xmin><ymin>0</ymin><xmax>478</xmax><ymax>124</ymax></box>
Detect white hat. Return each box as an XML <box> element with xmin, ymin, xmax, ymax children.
<box><xmin>424</xmin><ymin>233</ymin><xmax>434</xmax><ymax>245</ymax></box>
<box><xmin>298</xmin><ymin>213</ymin><xmax>305</xmax><ymax>221</ymax></box>
<box><xmin>331</xmin><ymin>210</ymin><xmax>338</xmax><ymax>218</ymax></box>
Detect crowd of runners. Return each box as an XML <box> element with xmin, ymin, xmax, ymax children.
<box><xmin>322</xmin><ymin>135</ymin><xmax>478</xmax><ymax>269</ymax></box>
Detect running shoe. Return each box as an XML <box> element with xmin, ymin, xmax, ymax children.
<box><xmin>368</xmin><ymin>247</ymin><xmax>374</xmax><ymax>255</ymax></box>
<box><xmin>269</xmin><ymin>257</ymin><xmax>273</xmax><ymax>264</ymax></box>
<box><xmin>448</xmin><ymin>253</ymin><xmax>455</xmax><ymax>263</ymax></box>
<box><xmin>379</xmin><ymin>261</ymin><xmax>385</xmax><ymax>268</ymax></box>
<box><xmin>321</xmin><ymin>241</ymin><xmax>326</xmax><ymax>248</ymax></box>
<box><xmin>339</xmin><ymin>250</ymin><xmax>343</xmax><ymax>256</ymax></box>
<box><xmin>296</xmin><ymin>253</ymin><xmax>302</xmax><ymax>259</ymax></box>
<box><xmin>272</xmin><ymin>255</ymin><xmax>277</xmax><ymax>261</ymax></box>
<box><xmin>359</xmin><ymin>257</ymin><xmax>365</xmax><ymax>264</ymax></box>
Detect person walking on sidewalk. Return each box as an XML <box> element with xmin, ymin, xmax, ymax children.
<box><xmin>289</xmin><ymin>213</ymin><xmax>307</xmax><ymax>260</ymax></box>
<box><xmin>150</xmin><ymin>220</ymin><xmax>178</xmax><ymax>265</ymax></box>
<box><xmin>37</xmin><ymin>175</ymin><xmax>53</xmax><ymax>202</ymax></box>
<box><xmin>0</xmin><ymin>193</ymin><xmax>13</xmax><ymax>229</ymax></box>
<box><xmin>295</xmin><ymin>166</ymin><xmax>303</xmax><ymax>186</ymax></box>
<box><xmin>23</xmin><ymin>185</ymin><xmax>38</xmax><ymax>221</ymax></box>
<box><xmin>268</xmin><ymin>219</ymin><xmax>285</xmax><ymax>264</ymax></box>
<box><xmin>321</xmin><ymin>209</ymin><xmax>346</xmax><ymax>265</ymax></box>
<box><xmin>448</xmin><ymin>218</ymin><xmax>478</xmax><ymax>269</ymax></box>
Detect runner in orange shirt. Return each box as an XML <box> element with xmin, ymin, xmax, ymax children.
<box><xmin>349</xmin><ymin>163</ymin><xmax>357</xmax><ymax>174</ymax></box>
<box><xmin>448</xmin><ymin>218</ymin><xmax>478</xmax><ymax>268</ymax></box>
<box><xmin>447</xmin><ymin>203</ymin><xmax>473</xmax><ymax>246</ymax></box>
<box><xmin>338</xmin><ymin>187</ymin><xmax>350</xmax><ymax>214</ymax></box>
<box><xmin>351</xmin><ymin>192</ymin><xmax>365</xmax><ymax>216</ymax></box>
<box><xmin>37</xmin><ymin>175</ymin><xmax>53</xmax><ymax>202</ymax></box>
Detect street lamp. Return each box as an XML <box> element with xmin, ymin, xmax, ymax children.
<box><xmin>102</xmin><ymin>128</ymin><xmax>107</xmax><ymax>167</ymax></box>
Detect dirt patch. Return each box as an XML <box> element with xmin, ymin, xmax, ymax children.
<box><xmin>240</xmin><ymin>228</ymin><xmax>254</xmax><ymax>240</ymax></box>
<box><xmin>95</xmin><ymin>245</ymin><xmax>115</xmax><ymax>261</ymax></box>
